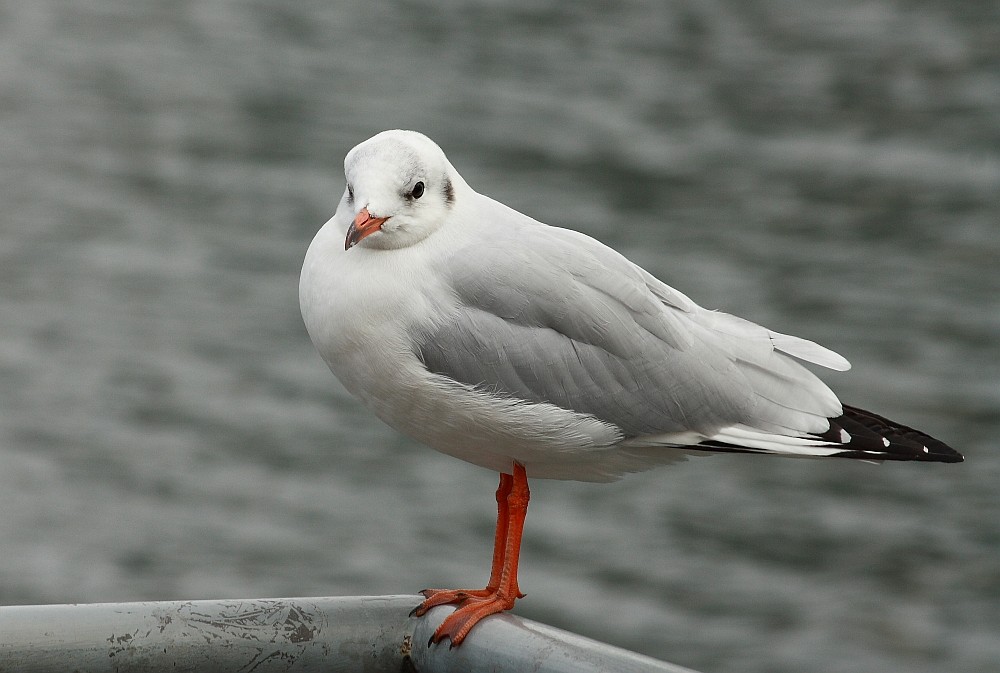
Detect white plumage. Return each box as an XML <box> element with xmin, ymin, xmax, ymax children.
<box><xmin>299</xmin><ymin>130</ymin><xmax>962</xmax><ymax>481</ymax></box>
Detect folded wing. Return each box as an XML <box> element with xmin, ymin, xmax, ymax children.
<box><xmin>418</xmin><ymin>220</ymin><xmax>845</xmax><ymax>445</ymax></box>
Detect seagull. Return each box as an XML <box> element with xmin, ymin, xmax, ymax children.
<box><xmin>299</xmin><ymin>130</ymin><xmax>963</xmax><ymax>647</ymax></box>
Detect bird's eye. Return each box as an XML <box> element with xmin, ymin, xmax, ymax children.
<box><xmin>347</xmin><ymin>184</ymin><xmax>354</xmax><ymax>201</ymax></box>
<box><xmin>410</xmin><ymin>181</ymin><xmax>425</xmax><ymax>200</ymax></box>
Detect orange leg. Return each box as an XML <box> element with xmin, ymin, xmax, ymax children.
<box><xmin>412</xmin><ymin>463</ymin><xmax>530</xmax><ymax>647</ymax></box>
<box><xmin>413</xmin><ymin>472</ymin><xmax>514</xmax><ymax>613</ymax></box>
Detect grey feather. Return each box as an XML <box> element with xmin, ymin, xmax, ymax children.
<box><xmin>416</xmin><ymin>216</ymin><xmax>844</xmax><ymax>442</ymax></box>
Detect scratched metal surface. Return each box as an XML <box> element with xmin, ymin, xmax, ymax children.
<box><xmin>0</xmin><ymin>596</ymin><xmax>412</xmax><ymax>672</ymax></box>
<box><xmin>0</xmin><ymin>596</ymin><xmax>698</xmax><ymax>672</ymax></box>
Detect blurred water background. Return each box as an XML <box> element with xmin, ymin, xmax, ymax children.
<box><xmin>1</xmin><ymin>1</ymin><xmax>999</xmax><ymax>671</ymax></box>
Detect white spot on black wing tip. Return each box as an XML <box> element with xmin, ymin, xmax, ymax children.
<box><xmin>822</xmin><ymin>404</ymin><xmax>964</xmax><ymax>462</ymax></box>
<box><xmin>839</xmin><ymin>429</ymin><xmax>851</xmax><ymax>443</ymax></box>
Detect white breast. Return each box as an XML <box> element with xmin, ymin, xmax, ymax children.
<box><xmin>299</xmin><ymin>215</ymin><xmax>627</xmax><ymax>480</ymax></box>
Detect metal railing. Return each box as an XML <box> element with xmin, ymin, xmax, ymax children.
<box><xmin>0</xmin><ymin>594</ymin><xmax>700</xmax><ymax>672</ymax></box>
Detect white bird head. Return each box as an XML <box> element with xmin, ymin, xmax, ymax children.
<box><xmin>341</xmin><ymin>130</ymin><xmax>461</xmax><ymax>251</ymax></box>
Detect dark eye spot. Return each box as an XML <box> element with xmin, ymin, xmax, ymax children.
<box><xmin>410</xmin><ymin>181</ymin><xmax>425</xmax><ymax>200</ymax></box>
<box><xmin>347</xmin><ymin>184</ymin><xmax>354</xmax><ymax>201</ymax></box>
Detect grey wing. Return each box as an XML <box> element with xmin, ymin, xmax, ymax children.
<box><xmin>417</xmin><ymin>226</ymin><xmax>845</xmax><ymax>441</ymax></box>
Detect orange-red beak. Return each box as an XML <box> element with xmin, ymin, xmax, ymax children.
<box><xmin>345</xmin><ymin>207</ymin><xmax>390</xmax><ymax>250</ymax></box>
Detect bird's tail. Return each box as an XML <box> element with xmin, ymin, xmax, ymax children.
<box><xmin>692</xmin><ymin>404</ymin><xmax>963</xmax><ymax>463</ymax></box>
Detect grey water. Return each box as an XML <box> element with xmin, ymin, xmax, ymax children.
<box><xmin>1</xmin><ymin>1</ymin><xmax>998</xmax><ymax>671</ymax></box>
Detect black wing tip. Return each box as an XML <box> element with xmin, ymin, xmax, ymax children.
<box><xmin>831</xmin><ymin>447</ymin><xmax>964</xmax><ymax>463</ymax></box>
<box><xmin>825</xmin><ymin>404</ymin><xmax>964</xmax><ymax>464</ymax></box>
<box><xmin>831</xmin><ymin>451</ymin><xmax>965</xmax><ymax>463</ymax></box>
